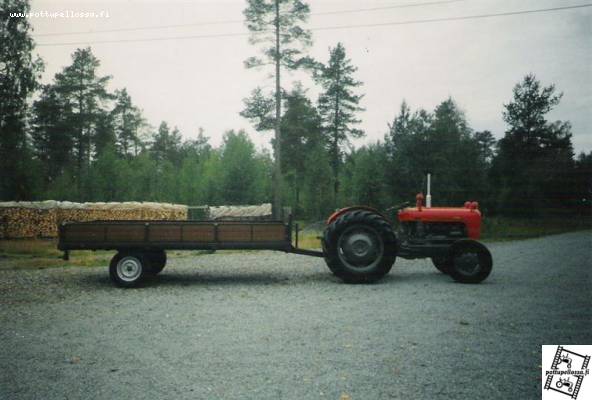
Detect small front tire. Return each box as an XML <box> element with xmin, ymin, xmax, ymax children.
<box><xmin>431</xmin><ymin>256</ymin><xmax>451</xmax><ymax>274</ymax></box>
<box><xmin>109</xmin><ymin>252</ymin><xmax>148</xmax><ymax>288</ymax></box>
<box><xmin>447</xmin><ymin>240</ymin><xmax>492</xmax><ymax>284</ymax></box>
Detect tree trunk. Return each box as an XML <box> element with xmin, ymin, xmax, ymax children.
<box><xmin>332</xmin><ymin>68</ymin><xmax>340</xmax><ymax>210</ymax></box>
<box><xmin>273</xmin><ymin>0</ymin><xmax>283</xmax><ymax>219</ymax></box>
<box><xmin>77</xmin><ymin>78</ymin><xmax>84</xmax><ymax>200</ymax></box>
<box><xmin>332</xmin><ymin>139</ymin><xmax>339</xmax><ymax>210</ymax></box>
<box><xmin>295</xmin><ymin>184</ymin><xmax>300</xmax><ymax>219</ymax></box>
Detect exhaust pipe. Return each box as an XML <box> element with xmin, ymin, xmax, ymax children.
<box><xmin>426</xmin><ymin>173</ymin><xmax>432</xmax><ymax>208</ymax></box>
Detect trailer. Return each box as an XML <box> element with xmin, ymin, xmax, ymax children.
<box><xmin>58</xmin><ymin>218</ymin><xmax>322</xmax><ymax>287</ymax></box>
<box><xmin>58</xmin><ymin>175</ymin><xmax>493</xmax><ymax>287</ymax></box>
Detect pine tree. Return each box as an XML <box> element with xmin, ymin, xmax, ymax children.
<box><xmin>180</xmin><ymin>129</ymin><xmax>211</xmax><ymax>161</ymax></box>
<box><xmin>0</xmin><ymin>0</ymin><xmax>43</xmax><ymax>199</ymax></box>
<box><xmin>218</xmin><ymin>130</ymin><xmax>261</xmax><ymax>204</ymax></box>
<box><xmin>491</xmin><ymin>74</ymin><xmax>574</xmax><ymax>215</ymax></box>
<box><xmin>384</xmin><ymin>101</ymin><xmax>431</xmax><ymax>202</ymax></box>
<box><xmin>342</xmin><ymin>144</ymin><xmax>389</xmax><ymax>210</ymax></box>
<box><xmin>94</xmin><ymin>112</ymin><xmax>116</xmax><ymax>159</ymax></box>
<box><xmin>384</xmin><ymin>99</ymin><xmax>491</xmax><ymax>206</ymax></box>
<box><xmin>280</xmin><ymin>84</ymin><xmax>323</xmax><ymax>215</ymax></box>
<box><xmin>48</xmin><ymin>47</ymin><xmax>113</xmax><ymax>198</ymax></box>
<box><xmin>31</xmin><ymin>85</ymin><xmax>73</xmax><ymax>185</ymax></box>
<box><xmin>243</xmin><ymin>0</ymin><xmax>312</xmax><ymax>217</ymax></box>
<box><xmin>151</xmin><ymin>122</ymin><xmax>182</xmax><ymax>166</ymax></box>
<box><xmin>314</xmin><ymin>43</ymin><xmax>364</xmax><ymax>208</ymax></box>
<box><xmin>111</xmin><ymin>88</ymin><xmax>144</xmax><ymax>158</ymax></box>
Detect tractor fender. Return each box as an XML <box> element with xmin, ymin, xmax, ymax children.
<box><xmin>326</xmin><ymin>206</ymin><xmax>390</xmax><ymax>225</ymax></box>
<box><xmin>448</xmin><ymin>239</ymin><xmax>492</xmax><ymax>261</ymax></box>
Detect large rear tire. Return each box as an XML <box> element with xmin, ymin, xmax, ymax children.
<box><xmin>323</xmin><ymin>210</ymin><xmax>397</xmax><ymax>283</ymax></box>
<box><xmin>109</xmin><ymin>251</ymin><xmax>149</xmax><ymax>288</ymax></box>
<box><xmin>447</xmin><ymin>240</ymin><xmax>492</xmax><ymax>284</ymax></box>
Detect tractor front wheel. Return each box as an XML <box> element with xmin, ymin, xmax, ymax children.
<box><xmin>431</xmin><ymin>256</ymin><xmax>451</xmax><ymax>274</ymax></box>
<box><xmin>323</xmin><ymin>210</ymin><xmax>397</xmax><ymax>283</ymax></box>
<box><xmin>447</xmin><ymin>240</ymin><xmax>492</xmax><ymax>284</ymax></box>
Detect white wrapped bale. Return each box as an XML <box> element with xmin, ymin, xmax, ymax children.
<box><xmin>208</xmin><ymin>203</ymin><xmax>272</xmax><ymax>220</ymax></box>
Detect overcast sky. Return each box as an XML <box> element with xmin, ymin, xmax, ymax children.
<box><xmin>30</xmin><ymin>0</ymin><xmax>592</xmax><ymax>153</ymax></box>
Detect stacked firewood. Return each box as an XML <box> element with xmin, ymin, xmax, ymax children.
<box><xmin>0</xmin><ymin>204</ymin><xmax>57</xmax><ymax>239</ymax></box>
<box><xmin>0</xmin><ymin>201</ymin><xmax>188</xmax><ymax>239</ymax></box>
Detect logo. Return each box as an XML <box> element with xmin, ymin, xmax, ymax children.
<box><xmin>542</xmin><ymin>345</ymin><xmax>591</xmax><ymax>399</ymax></box>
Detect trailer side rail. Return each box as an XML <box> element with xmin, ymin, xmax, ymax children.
<box><xmin>58</xmin><ymin>220</ymin><xmax>292</xmax><ymax>252</ymax></box>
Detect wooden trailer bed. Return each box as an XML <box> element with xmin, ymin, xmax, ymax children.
<box><xmin>58</xmin><ymin>220</ymin><xmax>294</xmax><ymax>254</ymax></box>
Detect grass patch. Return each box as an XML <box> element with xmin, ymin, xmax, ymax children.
<box><xmin>481</xmin><ymin>216</ymin><xmax>591</xmax><ymax>241</ymax></box>
<box><xmin>295</xmin><ymin>232</ymin><xmax>323</xmax><ymax>249</ymax></box>
<box><xmin>0</xmin><ymin>239</ymin><xmax>61</xmax><ymax>258</ymax></box>
<box><xmin>0</xmin><ymin>239</ymin><xmax>112</xmax><ymax>270</ymax></box>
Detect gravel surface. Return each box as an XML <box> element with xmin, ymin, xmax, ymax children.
<box><xmin>1</xmin><ymin>231</ymin><xmax>590</xmax><ymax>400</ymax></box>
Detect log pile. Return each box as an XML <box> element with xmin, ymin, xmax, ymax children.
<box><xmin>0</xmin><ymin>201</ymin><xmax>188</xmax><ymax>239</ymax></box>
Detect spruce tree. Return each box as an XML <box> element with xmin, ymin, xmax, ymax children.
<box><xmin>314</xmin><ymin>43</ymin><xmax>364</xmax><ymax>208</ymax></box>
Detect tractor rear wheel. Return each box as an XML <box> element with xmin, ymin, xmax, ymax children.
<box><xmin>447</xmin><ymin>240</ymin><xmax>492</xmax><ymax>284</ymax></box>
<box><xmin>323</xmin><ymin>210</ymin><xmax>397</xmax><ymax>283</ymax></box>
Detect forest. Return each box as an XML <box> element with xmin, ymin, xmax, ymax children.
<box><xmin>1</xmin><ymin>0</ymin><xmax>591</xmax><ymax>221</ymax></box>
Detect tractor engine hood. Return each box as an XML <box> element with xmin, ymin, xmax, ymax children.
<box><xmin>398</xmin><ymin>203</ymin><xmax>482</xmax><ymax>240</ymax></box>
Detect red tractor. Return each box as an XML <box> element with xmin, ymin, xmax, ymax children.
<box><xmin>322</xmin><ymin>174</ymin><xmax>492</xmax><ymax>284</ymax></box>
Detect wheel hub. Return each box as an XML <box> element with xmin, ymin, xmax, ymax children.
<box><xmin>117</xmin><ymin>256</ymin><xmax>142</xmax><ymax>282</ymax></box>
<box><xmin>338</xmin><ymin>226</ymin><xmax>384</xmax><ymax>270</ymax></box>
<box><xmin>455</xmin><ymin>253</ymin><xmax>480</xmax><ymax>275</ymax></box>
<box><xmin>345</xmin><ymin>233</ymin><xmax>374</xmax><ymax>260</ymax></box>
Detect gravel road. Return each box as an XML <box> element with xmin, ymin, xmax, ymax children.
<box><xmin>1</xmin><ymin>231</ymin><xmax>590</xmax><ymax>400</ymax></box>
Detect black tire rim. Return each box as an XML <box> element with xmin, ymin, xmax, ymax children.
<box><xmin>337</xmin><ymin>224</ymin><xmax>384</xmax><ymax>271</ymax></box>
<box><xmin>453</xmin><ymin>247</ymin><xmax>482</xmax><ymax>276</ymax></box>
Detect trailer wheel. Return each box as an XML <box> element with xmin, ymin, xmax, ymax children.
<box><xmin>323</xmin><ymin>210</ymin><xmax>397</xmax><ymax>283</ymax></box>
<box><xmin>431</xmin><ymin>256</ymin><xmax>451</xmax><ymax>274</ymax></box>
<box><xmin>109</xmin><ymin>252</ymin><xmax>148</xmax><ymax>287</ymax></box>
<box><xmin>146</xmin><ymin>250</ymin><xmax>167</xmax><ymax>275</ymax></box>
<box><xmin>447</xmin><ymin>240</ymin><xmax>492</xmax><ymax>284</ymax></box>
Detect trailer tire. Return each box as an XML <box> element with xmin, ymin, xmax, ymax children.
<box><xmin>109</xmin><ymin>252</ymin><xmax>149</xmax><ymax>288</ymax></box>
<box><xmin>146</xmin><ymin>250</ymin><xmax>167</xmax><ymax>275</ymax></box>
<box><xmin>431</xmin><ymin>256</ymin><xmax>451</xmax><ymax>274</ymax></box>
<box><xmin>323</xmin><ymin>210</ymin><xmax>397</xmax><ymax>283</ymax></box>
<box><xmin>447</xmin><ymin>240</ymin><xmax>492</xmax><ymax>284</ymax></box>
